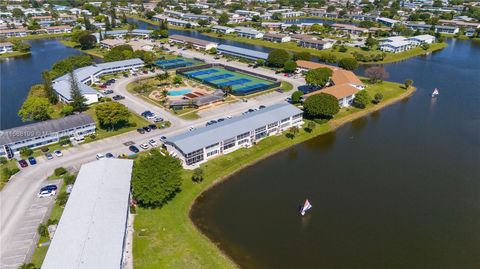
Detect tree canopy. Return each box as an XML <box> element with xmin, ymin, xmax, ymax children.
<box><xmin>267</xmin><ymin>49</ymin><xmax>290</xmax><ymax>67</ymax></box>
<box><xmin>50</xmin><ymin>55</ymin><xmax>94</xmax><ymax>78</ymax></box>
<box><xmin>18</xmin><ymin>97</ymin><xmax>52</xmax><ymax>122</ymax></box>
<box><xmin>305</xmin><ymin>68</ymin><xmax>333</xmax><ymax>87</ymax></box>
<box><xmin>303</xmin><ymin>93</ymin><xmax>340</xmax><ymax>119</ymax></box>
<box><xmin>69</xmin><ymin>72</ymin><xmax>87</xmax><ymax>112</ymax></box>
<box><xmin>132</xmin><ymin>150</ymin><xmax>183</xmax><ymax>208</ymax></box>
<box><xmin>338</xmin><ymin>57</ymin><xmax>359</xmax><ymax>71</ymax></box>
<box><xmin>95</xmin><ymin>101</ymin><xmax>131</xmax><ymax>129</ymax></box>
<box><xmin>353</xmin><ymin>90</ymin><xmax>370</xmax><ymax>108</ymax></box>
<box><xmin>283</xmin><ymin>61</ymin><xmax>297</xmax><ymax>73</ymax></box>
<box><xmin>78</xmin><ymin>34</ymin><xmax>97</xmax><ymax>50</ymax></box>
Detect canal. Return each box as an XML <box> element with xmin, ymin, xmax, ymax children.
<box><xmin>0</xmin><ymin>39</ymin><xmax>83</xmax><ymax>130</ymax></box>
<box><xmin>190</xmin><ymin>39</ymin><xmax>480</xmax><ymax>269</ymax></box>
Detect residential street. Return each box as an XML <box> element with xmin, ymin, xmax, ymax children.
<box><xmin>0</xmin><ymin>51</ymin><xmax>306</xmax><ymax>268</ymax></box>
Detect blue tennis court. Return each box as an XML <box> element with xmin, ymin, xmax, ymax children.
<box><xmin>235</xmin><ymin>83</ymin><xmax>267</xmax><ymax>93</ymax></box>
<box><xmin>187</xmin><ymin>69</ymin><xmax>219</xmax><ymax>77</ymax></box>
<box><xmin>203</xmin><ymin>73</ymin><xmax>234</xmax><ymax>82</ymax></box>
<box><xmin>156</xmin><ymin>59</ymin><xmax>183</xmax><ymax>65</ymax></box>
<box><xmin>217</xmin><ymin>78</ymin><xmax>251</xmax><ymax>87</ymax></box>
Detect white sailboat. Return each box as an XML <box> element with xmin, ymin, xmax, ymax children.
<box><xmin>300</xmin><ymin>199</ymin><xmax>312</xmax><ymax>216</ymax></box>
<box><xmin>432</xmin><ymin>88</ymin><xmax>439</xmax><ymax>97</ymax></box>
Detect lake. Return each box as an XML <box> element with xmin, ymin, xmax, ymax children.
<box><xmin>191</xmin><ymin>38</ymin><xmax>480</xmax><ymax>269</ymax></box>
<box><xmin>0</xmin><ymin>39</ymin><xmax>83</xmax><ymax>130</ymax></box>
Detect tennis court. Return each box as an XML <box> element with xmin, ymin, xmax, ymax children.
<box><xmin>182</xmin><ymin>67</ymin><xmax>276</xmax><ymax>95</ymax></box>
<box><xmin>155</xmin><ymin>57</ymin><xmax>198</xmax><ymax>70</ymax></box>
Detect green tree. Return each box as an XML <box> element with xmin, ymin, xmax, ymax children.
<box><xmin>37</xmin><ymin>223</ymin><xmax>48</xmax><ymax>237</ymax></box>
<box><xmin>303</xmin><ymin>93</ymin><xmax>340</xmax><ymax>119</ymax></box>
<box><xmin>365</xmin><ymin>66</ymin><xmax>389</xmax><ymax>83</ymax></box>
<box><xmin>373</xmin><ymin>92</ymin><xmax>384</xmax><ymax>104</ymax></box>
<box><xmin>54</xmin><ymin>167</ymin><xmax>67</xmax><ymax>176</ymax></box>
<box><xmin>83</xmin><ymin>14</ymin><xmax>93</xmax><ymax>30</ymax></box>
<box><xmin>353</xmin><ymin>90</ymin><xmax>370</xmax><ymax>108</ymax></box>
<box><xmin>69</xmin><ymin>72</ymin><xmax>87</xmax><ymax>112</ymax></box>
<box><xmin>42</xmin><ymin>71</ymin><xmax>58</xmax><ymax>104</ymax></box>
<box><xmin>18</xmin><ymin>97</ymin><xmax>52</xmax><ymax>122</ymax></box>
<box><xmin>18</xmin><ymin>263</ymin><xmax>37</xmax><ymax>269</ymax></box>
<box><xmin>56</xmin><ymin>192</ymin><xmax>69</xmax><ymax>207</ymax></box>
<box><xmin>404</xmin><ymin>79</ymin><xmax>414</xmax><ymax>89</ymax></box>
<box><xmin>78</xmin><ymin>34</ymin><xmax>97</xmax><ymax>50</ymax></box>
<box><xmin>305</xmin><ymin>68</ymin><xmax>333</xmax><ymax>87</ymax></box>
<box><xmin>293</xmin><ymin>51</ymin><xmax>311</xmax><ymax>61</ymax></box>
<box><xmin>198</xmin><ymin>19</ymin><xmax>209</xmax><ymax>27</ymax></box>
<box><xmin>365</xmin><ymin>36</ymin><xmax>379</xmax><ymax>50</ymax></box>
<box><xmin>95</xmin><ymin>101</ymin><xmax>131</xmax><ymax>130</ymax></box>
<box><xmin>192</xmin><ymin>167</ymin><xmax>204</xmax><ymax>182</ymax></box>
<box><xmin>338</xmin><ymin>57</ymin><xmax>359</xmax><ymax>70</ymax></box>
<box><xmin>12</xmin><ymin>8</ymin><xmax>24</xmax><ymax>18</ymax></box>
<box><xmin>218</xmin><ymin>12</ymin><xmax>229</xmax><ymax>25</ymax></box>
<box><xmin>267</xmin><ymin>49</ymin><xmax>290</xmax><ymax>67</ymax></box>
<box><xmin>12</xmin><ymin>41</ymin><xmax>30</xmax><ymax>52</ymax></box>
<box><xmin>291</xmin><ymin>90</ymin><xmax>303</xmax><ymax>103</ymax></box>
<box><xmin>173</xmin><ymin>76</ymin><xmax>183</xmax><ymax>84</ymax></box>
<box><xmin>132</xmin><ymin>150</ymin><xmax>182</xmax><ymax>208</ymax></box>
<box><xmin>50</xmin><ymin>55</ymin><xmax>93</xmax><ymax>78</ymax></box>
<box><xmin>19</xmin><ymin>147</ymin><xmax>33</xmax><ymax>158</ymax></box>
<box><xmin>283</xmin><ymin>61</ymin><xmax>297</xmax><ymax>73</ymax></box>
<box><xmin>104</xmin><ymin>16</ymin><xmax>112</xmax><ymax>31</ymax></box>
<box><xmin>306</xmin><ymin>121</ymin><xmax>316</xmax><ymax>132</ymax></box>
<box><xmin>287</xmin><ymin>125</ymin><xmax>299</xmax><ymax>138</ymax></box>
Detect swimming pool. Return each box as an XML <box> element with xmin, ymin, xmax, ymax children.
<box><xmin>168</xmin><ymin>89</ymin><xmax>191</xmax><ymax>96</ymax></box>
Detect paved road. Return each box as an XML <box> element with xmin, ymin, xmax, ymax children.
<box><xmin>0</xmin><ymin>48</ymin><xmax>307</xmax><ymax>268</ymax></box>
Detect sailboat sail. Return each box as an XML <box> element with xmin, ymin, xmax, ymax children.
<box><xmin>432</xmin><ymin>88</ymin><xmax>439</xmax><ymax>97</ymax></box>
<box><xmin>300</xmin><ymin>199</ymin><xmax>312</xmax><ymax>216</ymax></box>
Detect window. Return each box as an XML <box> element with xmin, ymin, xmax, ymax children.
<box><xmin>237</xmin><ymin>132</ymin><xmax>250</xmax><ymax>140</ymax></box>
<box><xmin>255</xmin><ymin>126</ymin><xmax>266</xmax><ymax>133</ymax></box>
<box><xmin>206</xmin><ymin>150</ymin><xmax>218</xmax><ymax>157</ymax></box>
<box><xmin>268</xmin><ymin>122</ymin><xmax>278</xmax><ymax>128</ymax></box>
<box><xmin>281</xmin><ymin>118</ymin><xmax>290</xmax><ymax>123</ymax></box>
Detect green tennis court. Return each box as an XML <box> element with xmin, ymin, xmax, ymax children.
<box><xmin>183</xmin><ymin>67</ymin><xmax>275</xmax><ymax>95</ymax></box>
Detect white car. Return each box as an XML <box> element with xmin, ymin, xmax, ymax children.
<box><xmin>149</xmin><ymin>139</ymin><xmax>158</xmax><ymax>147</ymax></box>
<box><xmin>140</xmin><ymin>143</ymin><xmax>149</xmax><ymax>149</ymax></box>
<box><xmin>189</xmin><ymin>126</ymin><xmax>195</xmax><ymax>131</ymax></box>
<box><xmin>54</xmin><ymin>150</ymin><xmax>63</xmax><ymax>157</ymax></box>
<box><xmin>96</xmin><ymin>153</ymin><xmax>105</xmax><ymax>160</ymax></box>
<box><xmin>38</xmin><ymin>189</ymin><xmax>56</xmax><ymax>198</ymax></box>
<box><xmin>146</xmin><ymin>114</ymin><xmax>156</xmax><ymax>120</ymax></box>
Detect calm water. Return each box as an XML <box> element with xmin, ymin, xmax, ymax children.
<box><xmin>0</xmin><ymin>39</ymin><xmax>83</xmax><ymax>130</ymax></box>
<box><xmin>191</xmin><ymin>39</ymin><xmax>480</xmax><ymax>269</ymax></box>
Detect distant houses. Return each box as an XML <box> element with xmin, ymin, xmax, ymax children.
<box><xmin>212</xmin><ymin>25</ymin><xmax>235</xmax><ymax>34</ymax></box>
<box><xmin>0</xmin><ymin>42</ymin><xmax>14</xmax><ymax>54</ymax></box>
<box><xmin>298</xmin><ymin>38</ymin><xmax>334</xmax><ymax>50</ymax></box>
<box><xmin>234</xmin><ymin>27</ymin><xmax>264</xmax><ymax>39</ymax></box>
<box><xmin>262</xmin><ymin>32</ymin><xmax>291</xmax><ymax>43</ymax></box>
<box><xmin>379</xmin><ymin>35</ymin><xmax>435</xmax><ymax>53</ymax></box>
<box><xmin>169</xmin><ymin>35</ymin><xmax>218</xmax><ymax>51</ymax></box>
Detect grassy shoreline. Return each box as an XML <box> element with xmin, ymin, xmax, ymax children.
<box><xmin>133</xmin><ymin>81</ymin><xmax>416</xmax><ymax>268</ymax></box>
<box><xmin>7</xmin><ymin>33</ymin><xmax>72</xmax><ymax>42</ymax></box>
<box><xmin>0</xmin><ymin>51</ymin><xmax>31</xmax><ymax>59</ymax></box>
<box><xmin>59</xmin><ymin>40</ymin><xmax>105</xmax><ymax>58</ymax></box>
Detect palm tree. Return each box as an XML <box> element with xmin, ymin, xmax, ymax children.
<box><xmin>161</xmin><ymin>89</ymin><xmax>168</xmax><ymax>99</ymax></box>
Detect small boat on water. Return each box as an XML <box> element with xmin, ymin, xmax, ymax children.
<box><xmin>300</xmin><ymin>199</ymin><xmax>312</xmax><ymax>216</ymax></box>
<box><xmin>432</xmin><ymin>88</ymin><xmax>439</xmax><ymax>97</ymax></box>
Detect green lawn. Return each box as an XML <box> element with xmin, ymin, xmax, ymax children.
<box><xmin>59</xmin><ymin>40</ymin><xmax>106</xmax><ymax>58</ymax></box>
<box><xmin>133</xmin><ymin>81</ymin><xmax>415</xmax><ymax>268</ymax></box>
<box><xmin>84</xmin><ymin>104</ymin><xmax>151</xmax><ymax>142</ymax></box>
<box><xmin>7</xmin><ymin>32</ymin><xmax>72</xmax><ymax>41</ymax></box>
<box><xmin>0</xmin><ymin>160</ymin><xmax>19</xmax><ymax>190</ymax></box>
<box><xmin>280</xmin><ymin>81</ymin><xmax>294</xmax><ymax>92</ymax></box>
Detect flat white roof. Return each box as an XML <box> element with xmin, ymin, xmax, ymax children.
<box><xmin>42</xmin><ymin>159</ymin><xmax>134</xmax><ymax>269</ymax></box>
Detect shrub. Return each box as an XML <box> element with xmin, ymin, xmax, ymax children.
<box><xmin>54</xmin><ymin>167</ymin><xmax>67</xmax><ymax>176</ymax></box>
<box><xmin>291</xmin><ymin>91</ymin><xmax>304</xmax><ymax>103</ymax></box>
<box><xmin>19</xmin><ymin>147</ymin><xmax>33</xmax><ymax>158</ymax></box>
<box><xmin>192</xmin><ymin>168</ymin><xmax>204</xmax><ymax>183</ymax></box>
<box><xmin>63</xmin><ymin>174</ymin><xmax>76</xmax><ymax>185</ymax></box>
<box><xmin>373</xmin><ymin>93</ymin><xmax>384</xmax><ymax>104</ymax></box>
<box><xmin>59</xmin><ymin>136</ymin><xmax>71</xmax><ymax>146</ymax></box>
<box><xmin>338</xmin><ymin>57</ymin><xmax>359</xmax><ymax>70</ymax></box>
<box><xmin>303</xmin><ymin>93</ymin><xmax>340</xmax><ymax>119</ymax></box>
<box><xmin>47</xmin><ymin>219</ymin><xmax>58</xmax><ymax>226</ymax></box>
<box><xmin>37</xmin><ymin>224</ymin><xmax>48</xmax><ymax>237</ymax></box>
<box><xmin>56</xmin><ymin>192</ymin><xmax>69</xmax><ymax>207</ymax></box>
<box><xmin>353</xmin><ymin>90</ymin><xmax>370</xmax><ymax>108</ymax></box>
<box><xmin>0</xmin><ymin>157</ymin><xmax>7</xmax><ymax>164</ymax></box>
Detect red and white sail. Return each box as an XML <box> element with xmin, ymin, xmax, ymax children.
<box><xmin>300</xmin><ymin>199</ymin><xmax>312</xmax><ymax>216</ymax></box>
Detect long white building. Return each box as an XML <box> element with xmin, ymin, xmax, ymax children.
<box><xmin>165</xmin><ymin>103</ymin><xmax>304</xmax><ymax>166</ymax></box>
<box><xmin>52</xmin><ymin>59</ymin><xmax>144</xmax><ymax>104</ymax></box>
<box><xmin>42</xmin><ymin>159</ymin><xmax>134</xmax><ymax>269</ymax></box>
<box><xmin>0</xmin><ymin>114</ymin><xmax>96</xmax><ymax>158</ymax></box>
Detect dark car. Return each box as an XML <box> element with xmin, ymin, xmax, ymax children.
<box><xmin>137</xmin><ymin>128</ymin><xmax>145</xmax><ymax>134</ymax></box>
<box><xmin>259</xmin><ymin>105</ymin><xmax>266</xmax><ymax>109</ymax></box>
<box><xmin>112</xmin><ymin>95</ymin><xmax>125</xmax><ymax>100</ymax></box>
<box><xmin>141</xmin><ymin>111</ymin><xmax>153</xmax><ymax>118</ymax></box>
<box><xmin>27</xmin><ymin>156</ymin><xmax>37</xmax><ymax>165</ymax></box>
<box><xmin>148</xmin><ymin>124</ymin><xmax>157</xmax><ymax>130</ymax></box>
<box><xmin>123</xmin><ymin>73</ymin><xmax>129</xmax><ymax>78</ymax></box>
<box><xmin>105</xmin><ymin>153</ymin><xmax>114</xmax><ymax>158</ymax></box>
<box><xmin>41</xmin><ymin>147</ymin><xmax>49</xmax><ymax>153</ymax></box>
<box><xmin>129</xmin><ymin>145</ymin><xmax>140</xmax><ymax>153</ymax></box>
<box><xmin>103</xmin><ymin>89</ymin><xmax>114</xmax><ymax>94</ymax></box>
<box><xmin>143</xmin><ymin>126</ymin><xmax>151</xmax><ymax>132</ymax></box>
<box><xmin>248</xmin><ymin>108</ymin><xmax>255</xmax><ymax>113</ymax></box>
<box><xmin>217</xmin><ymin>118</ymin><xmax>225</xmax><ymax>122</ymax></box>
<box><xmin>40</xmin><ymin>184</ymin><xmax>58</xmax><ymax>192</ymax></box>
<box><xmin>19</xmin><ymin>159</ymin><xmax>28</xmax><ymax>168</ymax></box>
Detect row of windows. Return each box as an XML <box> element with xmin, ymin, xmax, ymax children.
<box><xmin>185</xmin><ymin>148</ymin><xmax>204</xmax><ymax>158</ymax></box>
<box><xmin>237</xmin><ymin>132</ymin><xmax>250</xmax><ymax>140</ymax></box>
<box><xmin>206</xmin><ymin>150</ymin><xmax>219</xmax><ymax>157</ymax></box>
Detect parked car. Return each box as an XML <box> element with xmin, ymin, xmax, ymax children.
<box><xmin>102</xmin><ymin>89</ymin><xmax>114</xmax><ymax>94</ymax></box>
<box><xmin>129</xmin><ymin>145</ymin><xmax>140</xmax><ymax>153</ymax></box>
<box><xmin>54</xmin><ymin>150</ymin><xmax>63</xmax><ymax>157</ymax></box>
<box><xmin>27</xmin><ymin>156</ymin><xmax>37</xmax><ymax>165</ymax></box>
<box><xmin>137</xmin><ymin>128</ymin><xmax>145</xmax><ymax>134</ymax></box>
<box><xmin>140</xmin><ymin>143</ymin><xmax>149</xmax><ymax>149</ymax></box>
<box><xmin>141</xmin><ymin>111</ymin><xmax>154</xmax><ymax>118</ymax></box>
<box><xmin>105</xmin><ymin>153</ymin><xmax>114</xmax><ymax>158</ymax></box>
<box><xmin>112</xmin><ymin>95</ymin><xmax>125</xmax><ymax>100</ymax></box>
<box><xmin>143</xmin><ymin>126</ymin><xmax>151</xmax><ymax>132</ymax></box>
<box><xmin>18</xmin><ymin>159</ymin><xmax>28</xmax><ymax>168</ymax></box>
<box><xmin>226</xmin><ymin>115</ymin><xmax>232</xmax><ymax>119</ymax></box>
<box><xmin>38</xmin><ymin>188</ymin><xmax>56</xmax><ymax>198</ymax></box>
<box><xmin>160</xmin><ymin>136</ymin><xmax>167</xmax><ymax>142</ymax></box>
<box><xmin>259</xmin><ymin>105</ymin><xmax>266</xmax><ymax>109</ymax></box>
<box><xmin>41</xmin><ymin>147</ymin><xmax>49</xmax><ymax>153</ymax></box>
<box><xmin>149</xmin><ymin>139</ymin><xmax>158</xmax><ymax>147</ymax></box>
<box><xmin>153</xmin><ymin>117</ymin><xmax>164</xmax><ymax>123</ymax></box>
<box><xmin>96</xmin><ymin>153</ymin><xmax>105</xmax><ymax>160</ymax></box>
<box><xmin>189</xmin><ymin>126</ymin><xmax>195</xmax><ymax>131</ymax></box>
<box><xmin>123</xmin><ymin>73</ymin><xmax>129</xmax><ymax>78</ymax></box>
<box><xmin>217</xmin><ymin>118</ymin><xmax>225</xmax><ymax>122</ymax></box>
<box><xmin>248</xmin><ymin>108</ymin><xmax>255</xmax><ymax>113</ymax></box>
<box><xmin>45</xmin><ymin>153</ymin><xmax>54</xmax><ymax>160</ymax></box>
<box><xmin>40</xmin><ymin>184</ymin><xmax>58</xmax><ymax>192</ymax></box>
<box><xmin>100</xmin><ymin>84</ymin><xmax>107</xmax><ymax>89</ymax></box>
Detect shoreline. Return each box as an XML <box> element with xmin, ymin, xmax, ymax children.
<box><xmin>187</xmin><ymin>85</ymin><xmax>416</xmax><ymax>267</ymax></box>
<box><xmin>133</xmin><ymin>82</ymin><xmax>416</xmax><ymax>269</ymax></box>
<box><xmin>0</xmin><ymin>51</ymin><xmax>31</xmax><ymax>59</ymax></box>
